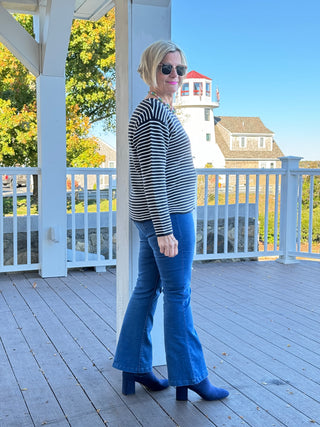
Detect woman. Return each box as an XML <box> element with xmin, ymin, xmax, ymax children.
<box><xmin>113</xmin><ymin>40</ymin><xmax>229</xmax><ymax>401</ymax></box>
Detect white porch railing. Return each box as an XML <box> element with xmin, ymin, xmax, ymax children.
<box><xmin>0</xmin><ymin>167</ymin><xmax>40</xmax><ymax>272</ymax></box>
<box><xmin>1</xmin><ymin>158</ymin><xmax>319</xmax><ymax>273</ymax></box>
<box><xmin>66</xmin><ymin>168</ymin><xmax>116</xmax><ymax>270</ymax></box>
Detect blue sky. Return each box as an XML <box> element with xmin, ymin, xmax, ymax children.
<box><xmin>171</xmin><ymin>0</ymin><xmax>320</xmax><ymax>161</ymax></box>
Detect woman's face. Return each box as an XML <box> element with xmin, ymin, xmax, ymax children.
<box><xmin>152</xmin><ymin>51</ymin><xmax>185</xmax><ymax>100</ymax></box>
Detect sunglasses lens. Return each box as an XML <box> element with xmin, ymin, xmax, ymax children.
<box><xmin>160</xmin><ymin>64</ymin><xmax>187</xmax><ymax>76</ymax></box>
<box><xmin>161</xmin><ymin>64</ymin><xmax>172</xmax><ymax>75</ymax></box>
<box><xmin>176</xmin><ymin>66</ymin><xmax>187</xmax><ymax>76</ymax></box>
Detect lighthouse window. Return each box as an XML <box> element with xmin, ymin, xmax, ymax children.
<box><xmin>194</xmin><ymin>82</ymin><xmax>203</xmax><ymax>96</ymax></box>
<box><xmin>204</xmin><ymin>108</ymin><xmax>210</xmax><ymax>121</ymax></box>
<box><xmin>206</xmin><ymin>133</ymin><xmax>211</xmax><ymax>141</ymax></box>
<box><xmin>181</xmin><ymin>83</ymin><xmax>189</xmax><ymax>96</ymax></box>
<box><xmin>206</xmin><ymin>82</ymin><xmax>210</xmax><ymax>96</ymax></box>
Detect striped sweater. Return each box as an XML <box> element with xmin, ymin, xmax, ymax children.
<box><xmin>129</xmin><ymin>98</ymin><xmax>196</xmax><ymax>236</ymax></box>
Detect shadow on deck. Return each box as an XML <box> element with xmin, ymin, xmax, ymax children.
<box><xmin>0</xmin><ymin>260</ymin><xmax>319</xmax><ymax>426</ymax></box>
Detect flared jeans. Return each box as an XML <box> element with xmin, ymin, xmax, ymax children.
<box><xmin>112</xmin><ymin>212</ymin><xmax>208</xmax><ymax>386</ymax></box>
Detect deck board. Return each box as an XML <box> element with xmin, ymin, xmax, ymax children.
<box><xmin>1</xmin><ymin>260</ymin><xmax>320</xmax><ymax>426</ymax></box>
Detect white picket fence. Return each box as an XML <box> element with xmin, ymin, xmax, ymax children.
<box><xmin>1</xmin><ymin>159</ymin><xmax>319</xmax><ymax>273</ymax></box>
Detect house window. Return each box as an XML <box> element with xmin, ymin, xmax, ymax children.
<box><xmin>206</xmin><ymin>133</ymin><xmax>211</xmax><ymax>141</ymax></box>
<box><xmin>270</xmin><ymin>162</ymin><xmax>275</xmax><ymax>168</ymax></box>
<box><xmin>181</xmin><ymin>82</ymin><xmax>189</xmax><ymax>96</ymax></box>
<box><xmin>194</xmin><ymin>82</ymin><xmax>203</xmax><ymax>96</ymax></box>
<box><xmin>206</xmin><ymin>82</ymin><xmax>210</xmax><ymax>96</ymax></box>
<box><xmin>204</xmin><ymin>108</ymin><xmax>210</xmax><ymax>121</ymax></box>
<box><xmin>240</xmin><ymin>137</ymin><xmax>246</xmax><ymax>148</ymax></box>
<box><xmin>259</xmin><ymin>137</ymin><xmax>265</xmax><ymax>148</ymax></box>
<box><xmin>108</xmin><ymin>161</ymin><xmax>116</xmax><ymax>168</ymax></box>
<box><xmin>260</xmin><ymin>162</ymin><xmax>267</xmax><ymax>168</ymax></box>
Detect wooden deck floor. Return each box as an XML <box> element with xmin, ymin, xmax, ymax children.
<box><xmin>0</xmin><ymin>260</ymin><xmax>320</xmax><ymax>427</ymax></box>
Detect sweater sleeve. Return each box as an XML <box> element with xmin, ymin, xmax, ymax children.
<box><xmin>133</xmin><ymin>115</ymin><xmax>173</xmax><ymax>236</ymax></box>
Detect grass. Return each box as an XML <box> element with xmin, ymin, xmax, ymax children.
<box><xmin>2</xmin><ymin>195</ymin><xmax>117</xmax><ymax>216</ymax></box>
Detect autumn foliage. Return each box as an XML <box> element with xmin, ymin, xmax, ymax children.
<box><xmin>0</xmin><ymin>11</ymin><xmax>115</xmax><ymax>169</ymax></box>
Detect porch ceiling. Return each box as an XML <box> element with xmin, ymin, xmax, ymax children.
<box><xmin>0</xmin><ymin>0</ymin><xmax>115</xmax><ymax>21</ymax></box>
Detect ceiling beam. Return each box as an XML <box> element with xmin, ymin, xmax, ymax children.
<box><xmin>0</xmin><ymin>2</ymin><xmax>40</xmax><ymax>76</ymax></box>
<box><xmin>74</xmin><ymin>0</ymin><xmax>114</xmax><ymax>21</ymax></box>
<box><xmin>0</xmin><ymin>0</ymin><xmax>38</xmax><ymax>14</ymax></box>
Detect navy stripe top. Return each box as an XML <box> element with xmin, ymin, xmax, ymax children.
<box><xmin>129</xmin><ymin>98</ymin><xmax>196</xmax><ymax>236</ymax></box>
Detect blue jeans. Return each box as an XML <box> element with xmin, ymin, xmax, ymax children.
<box><xmin>112</xmin><ymin>212</ymin><xmax>208</xmax><ymax>386</ymax></box>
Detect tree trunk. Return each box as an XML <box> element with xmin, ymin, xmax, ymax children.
<box><xmin>32</xmin><ymin>174</ymin><xmax>38</xmax><ymax>200</ymax></box>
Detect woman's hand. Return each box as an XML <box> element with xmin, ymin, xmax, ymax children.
<box><xmin>157</xmin><ymin>234</ymin><xmax>178</xmax><ymax>258</ymax></box>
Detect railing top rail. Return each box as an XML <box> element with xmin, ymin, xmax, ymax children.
<box><xmin>67</xmin><ymin>167</ymin><xmax>116</xmax><ymax>174</ymax></box>
<box><xmin>195</xmin><ymin>168</ymin><xmax>285</xmax><ymax>175</ymax></box>
<box><xmin>290</xmin><ymin>168</ymin><xmax>320</xmax><ymax>176</ymax></box>
<box><xmin>0</xmin><ymin>167</ymin><xmax>40</xmax><ymax>174</ymax></box>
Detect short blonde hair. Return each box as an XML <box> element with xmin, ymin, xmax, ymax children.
<box><xmin>138</xmin><ymin>40</ymin><xmax>187</xmax><ymax>88</ymax></box>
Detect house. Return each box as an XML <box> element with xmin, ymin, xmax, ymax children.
<box><xmin>215</xmin><ymin>116</ymin><xmax>284</xmax><ymax>169</ymax></box>
<box><xmin>175</xmin><ymin>70</ymin><xmax>284</xmax><ymax>170</ymax></box>
<box><xmin>74</xmin><ymin>139</ymin><xmax>116</xmax><ymax>190</ymax></box>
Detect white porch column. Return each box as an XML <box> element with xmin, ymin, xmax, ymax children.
<box><xmin>278</xmin><ymin>156</ymin><xmax>303</xmax><ymax>264</ymax></box>
<box><xmin>115</xmin><ymin>0</ymin><xmax>171</xmax><ymax>366</ymax></box>
<box><xmin>36</xmin><ymin>75</ymin><xmax>68</xmax><ymax>277</ymax></box>
<box><xmin>34</xmin><ymin>0</ymin><xmax>75</xmax><ymax>277</ymax></box>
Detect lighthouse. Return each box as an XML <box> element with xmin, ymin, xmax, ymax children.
<box><xmin>175</xmin><ymin>71</ymin><xmax>225</xmax><ymax>168</ymax></box>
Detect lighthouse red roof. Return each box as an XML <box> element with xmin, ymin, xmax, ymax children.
<box><xmin>186</xmin><ymin>70</ymin><xmax>211</xmax><ymax>80</ymax></box>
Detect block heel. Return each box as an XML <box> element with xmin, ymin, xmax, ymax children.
<box><xmin>121</xmin><ymin>371</ymin><xmax>169</xmax><ymax>395</ymax></box>
<box><xmin>176</xmin><ymin>378</ymin><xmax>229</xmax><ymax>401</ymax></box>
<box><xmin>176</xmin><ymin>386</ymin><xmax>188</xmax><ymax>401</ymax></box>
<box><xmin>122</xmin><ymin>372</ymin><xmax>136</xmax><ymax>395</ymax></box>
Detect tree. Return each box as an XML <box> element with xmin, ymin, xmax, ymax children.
<box><xmin>66</xmin><ymin>9</ymin><xmax>116</xmax><ymax>130</ymax></box>
<box><xmin>0</xmin><ymin>99</ymin><xmax>37</xmax><ymax>166</ymax></box>
<box><xmin>0</xmin><ymin>11</ymin><xmax>115</xmax><ymax>171</ymax></box>
<box><xmin>66</xmin><ymin>105</ymin><xmax>105</xmax><ymax>168</ymax></box>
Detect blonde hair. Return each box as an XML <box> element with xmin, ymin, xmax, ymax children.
<box><xmin>138</xmin><ymin>40</ymin><xmax>187</xmax><ymax>88</ymax></box>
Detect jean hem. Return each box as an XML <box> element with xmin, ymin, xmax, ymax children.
<box><xmin>112</xmin><ymin>362</ymin><xmax>153</xmax><ymax>374</ymax></box>
<box><xmin>168</xmin><ymin>370</ymin><xmax>208</xmax><ymax>387</ymax></box>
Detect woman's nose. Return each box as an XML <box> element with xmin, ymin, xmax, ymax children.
<box><xmin>170</xmin><ymin>67</ymin><xmax>178</xmax><ymax>77</ymax></box>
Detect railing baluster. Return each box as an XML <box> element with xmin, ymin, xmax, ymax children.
<box><xmin>214</xmin><ymin>173</ymin><xmax>219</xmax><ymax>254</ymax></box>
<box><xmin>244</xmin><ymin>174</ymin><xmax>249</xmax><ymax>253</ymax></box>
<box><xmin>26</xmin><ymin>175</ymin><xmax>31</xmax><ymax>265</ymax></box>
<box><xmin>12</xmin><ymin>178</ymin><xmax>18</xmax><ymax>266</ymax></box>
<box><xmin>297</xmin><ymin>175</ymin><xmax>303</xmax><ymax>252</ymax></box>
<box><xmin>96</xmin><ymin>174</ymin><xmax>101</xmax><ymax>261</ymax></box>
<box><xmin>308</xmin><ymin>176</ymin><xmax>314</xmax><ymax>253</ymax></box>
<box><xmin>254</xmin><ymin>174</ymin><xmax>260</xmax><ymax>253</ymax></box>
<box><xmin>108</xmin><ymin>172</ymin><xmax>113</xmax><ymax>261</ymax></box>
<box><xmin>234</xmin><ymin>174</ymin><xmax>239</xmax><ymax>253</ymax></box>
<box><xmin>224</xmin><ymin>174</ymin><xmax>229</xmax><ymax>254</ymax></box>
<box><xmin>264</xmin><ymin>174</ymin><xmax>270</xmax><ymax>252</ymax></box>
<box><xmin>203</xmin><ymin>174</ymin><xmax>208</xmax><ymax>255</ymax></box>
<box><xmin>274</xmin><ymin>174</ymin><xmax>280</xmax><ymax>252</ymax></box>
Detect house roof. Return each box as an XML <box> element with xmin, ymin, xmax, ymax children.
<box><xmin>215</xmin><ymin>118</ymin><xmax>284</xmax><ymax>160</ymax></box>
<box><xmin>215</xmin><ymin>116</ymin><xmax>273</xmax><ymax>134</ymax></box>
<box><xmin>186</xmin><ymin>70</ymin><xmax>211</xmax><ymax>80</ymax></box>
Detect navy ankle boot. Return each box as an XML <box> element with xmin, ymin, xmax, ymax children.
<box><xmin>122</xmin><ymin>371</ymin><xmax>169</xmax><ymax>395</ymax></box>
<box><xmin>176</xmin><ymin>377</ymin><xmax>229</xmax><ymax>401</ymax></box>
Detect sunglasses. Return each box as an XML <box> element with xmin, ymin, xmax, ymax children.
<box><xmin>158</xmin><ymin>63</ymin><xmax>187</xmax><ymax>76</ymax></box>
